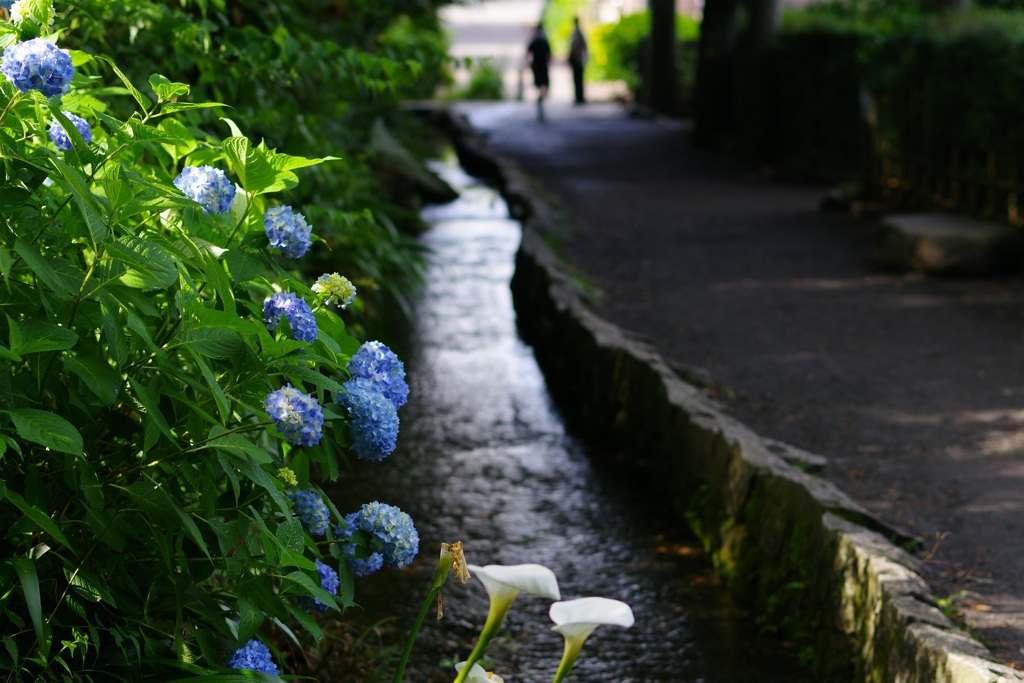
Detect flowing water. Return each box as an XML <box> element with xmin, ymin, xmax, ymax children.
<box><xmin>330</xmin><ymin>159</ymin><xmax>813</xmax><ymax>683</ymax></box>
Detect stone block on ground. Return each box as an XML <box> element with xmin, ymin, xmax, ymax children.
<box><xmin>872</xmin><ymin>213</ymin><xmax>1024</xmax><ymax>275</ymax></box>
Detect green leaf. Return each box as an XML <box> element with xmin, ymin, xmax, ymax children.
<box><xmin>281</xmin><ymin>364</ymin><xmax>345</xmax><ymax>394</ymax></box>
<box><xmin>275</xmin><ymin>518</ymin><xmax>304</xmax><ymax>553</ymax></box>
<box><xmin>9</xmin><ymin>408</ymin><xmax>84</xmax><ymax>455</ymax></box>
<box><xmin>224</xmin><ymin>249</ymin><xmax>263</xmax><ymax>284</ymax></box>
<box><xmin>259</xmin><ymin>328</ymin><xmax>307</xmax><ymax>358</ymax></box>
<box><xmin>285</xmin><ymin>601</ymin><xmax>324</xmax><ymax>642</ymax></box>
<box><xmin>13</xmin><ymin>238</ymin><xmax>85</xmax><ymax>298</ymax></box>
<box><xmin>123</xmin><ymin>120</ymin><xmax>188</xmax><ymax>147</ymax></box>
<box><xmin>266</xmin><ymin>148</ymin><xmax>338</xmax><ymax>172</ymax></box>
<box><xmin>149</xmin><ymin>73</ymin><xmax>189</xmax><ymax>101</ymax></box>
<box><xmin>159</xmin><ymin>102</ymin><xmax>229</xmax><ymax>115</ymax></box>
<box><xmin>12</xmin><ymin>557</ymin><xmax>48</xmax><ymax>657</ymax></box>
<box><xmin>2</xmin><ymin>635</ymin><xmax>17</xmax><ymax>668</ymax></box>
<box><xmin>158</xmin><ymin>118</ymin><xmax>197</xmax><ymax>157</ymax></box>
<box><xmin>192</xmin><ymin>306</ymin><xmax>259</xmax><ymax>336</ymax></box>
<box><xmin>216</xmin><ymin>453</ymin><xmax>241</xmax><ymax>502</ymax></box>
<box><xmin>175</xmin><ymin>506</ymin><xmax>210</xmax><ymax>558</ymax></box>
<box><xmin>280</xmin><ymin>547</ymin><xmax>317</xmax><ymax>571</ymax></box>
<box><xmin>8</xmin><ymin>318</ymin><xmax>79</xmax><ymax>355</ymax></box>
<box><xmin>315</xmin><ymin>308</ymin><xmax>349</xmax><ymax>345</ymax></box>
<box><xmin>233</xmin><ymin>456</ymin><xmax>289</xmax><ymax>512</ymax></box>
<box><xmin>0</xmin><ymin>187</ymin><xmax>32</xmax><ymax>209</ymax></box>
<box><xmin>223</xmin><ymin>136</ymin><xmax>279</xmax><ymax>194</ymax></box>
<box><xmin>105</xmin><ymin>237</ymin><xmax>179</xmax><ymax>290</ymax></box>
<box><xmin>169</xmin><ymin>328</ymin><xmax>242</xmax><ymax>359</ymax></box>
<box><xmin>206</xmin><ymin>426</ymin><xmax>272</xmax><ymax>465</ymax></box>
<box><xmin>63</xmin><ymin>356</ymin><xmax>121</xmax><ymax>406</ymax></box>
<box><xmin>204</xmin><ymin>255</ymin><xmax>236</xmax><ymax>313</ymax></box>
<box><xmin>100</xmin><ymin>296</ymin><xmax>128</xmax><ymax>366</ymax></box>
<box><xmin>67</xmin><ymin>566</ymin><xmax>117</xmax><ymax>605</ymax></box>
<box><xmin>282</xmin><ymin>569</ymin><xmax>338</xmax><ymax>612</ymax></box>
<box><xmin>236</xmin><ymin>598</ymin><xmax>264</xmax><ymax>644</ymax></box>
<box><xmin>186</xmin><ymin>350</ymin><xmax>229</xmax><ymax>423</ymax></box>
<box><xmin>124</xmin><ymin>308</ymin><xmax>161</xmax><ymax>354</ymax></box>
<box><xmin>124</xmin><ymin>481</ymin><xmax>178</xmax><ymax>527</ymax></box>
<box><xmin>50</xmin><ymin>108</ymin><xmax>93</xmax><ymax>162</ymax></box>
<box><xmin>0</xmin><ymin>435</ymin><xmax>21</xmax><ymax>457</ymax></box>
<box><xmin>126</xmin><ymin>377</ymin><xmax>173</xmax><ymax>443</ymax></box>
<box><xmin>75</xmin><ymin>460</ymin><xmax>103</xmax><ymax>512</ymax></box>
<box><xmin>49</xmin><ymin>157</ymin><xmax>107</xmax><ymax>245</ymax></box>
<box><xmin>0</xmin><ymin>247</ymin><xmax>9</xmax><ymax>286</ymax></box>
<box><xmin>4</xmin><ymin>490</ymin><xmax>72</xmax><ymax>549</ymax></box>
<box><xmin>99</xmin><ymin>56</ymin><xmax>152</xmax><ymax>111</ymax></box>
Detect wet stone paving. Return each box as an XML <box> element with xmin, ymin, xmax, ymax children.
<box><xmin>330</xmin><ymin>160</ymin><xmax>813</xmax><ymax>682</ymax></box>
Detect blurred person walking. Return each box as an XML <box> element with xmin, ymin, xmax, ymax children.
<box><xmin>526</xmin><ymin>23</ymin><xmax>552</xmax><ymax>120</ymax></box>
<box><xmin>569</xmin><ymin>16</ymin><xmax>588</xmax><ymax>105</ymax></box>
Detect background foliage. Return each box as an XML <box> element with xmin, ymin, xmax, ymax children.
<box><xmin>62</xmin><ymin>0</ymin><xmax>454</xmax><ymax>325</ymax></box>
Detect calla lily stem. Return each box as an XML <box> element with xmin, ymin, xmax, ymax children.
<box><xmin>392</xmin><ymin>585</ymin><xmax>440</xmax><ymax>683</ymax></box>
<box><xmin>550</xmin><ymin>644</ymin><xmax>579</xmax><ymax>683</ymax></box>
<box><xmin>393</xmin><ymin>545</ymin><xmax>459</xmax><ymax>683</ymax></box>
<box><xmin>452</xmin><ymin>608</ymin><xmax>504</xmax><ymax>683</ymax></box>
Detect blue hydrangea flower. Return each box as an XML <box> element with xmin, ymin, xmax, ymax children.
<box><xmin>263</xmin><ymin>292</ymin><xmax>318</xmax><ymax>343</ymax></box>
<box><xmin>336</xmin><ymin>516</ymin><xmax>386</xmax><ymax>577</ymax></box>
<box><xmin>336</xmin><ymin>377</ymin><xmax>399</xmax><ymax>462</ymax></box>
<box><xmin>265</xmin><ymin>205</ymin><xmax>313</xmax><ymax>259</ymax></box>
<box><xmin>344</xmin><ymin>501</ymin><xmax>419</xmax><ymax>569</ymax></box>
<box><xmin>288</xmin><ymin>489</ymin><xmax>331</xmax><ymax>537</ymax></box>
<box><xmin>48</xmin><ymin>111</ymin><xmax>92</xmax><ymax>151</ymax></box>
<box><xmin>172</xmin><ymin>165</ymin><xmax>236</xmax><ymax>214</ymax></box>
<box><xmin>0</xmin><ymin>38</ymin><xmax>74</xmax><ymax>98</ymax></box>
<box><xmin>265</xmin><ymin>384</ymin><xmax>324</xmax><ymax>447</ymax></box>
<box><xmin>347</xmin><ymin>341</ymin><xmax>409</xmax><ymax>410</ymax></box>
<box><xmin>348</xmin><ymin>548</ymin><xmax>385</xmax><ymax>577</ymax></box>
<box><xmin>227</xmin><ymin>639</ymin><xmax>279</xmax><ymax>675</ymax></box>
<box><xmin>301</xmin><ymin>559</ymin><xmax>340</xmax><ymax>612</ymax></box>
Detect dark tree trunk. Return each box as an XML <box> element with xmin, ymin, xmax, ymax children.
<box><xmin>748</xmin><ymin>0</ymin><xmax>781</xmax><ymax>50</ymax></box>
<box><xmin>646</xmin><ymin>0</ymin><xmax>677</xmax><ymax>113</ymax></box>
<box><xmin>693</xmin><ymin>0</ymin><xmax>740</xmax><ymax>146</ymax></box>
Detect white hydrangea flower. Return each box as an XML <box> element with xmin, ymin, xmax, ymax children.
<box><xmin>312</xmin><ymin>272</ymin><xmax>356</xmax><ymax>308</ymax></box>
<box><xmin>10</xmin><ymin>0</ymin><xmax>54</xmax><ymax>26</ymax></box>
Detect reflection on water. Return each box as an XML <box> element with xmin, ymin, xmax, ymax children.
<box><xmin>329</xmin><ymin>160</ymin><xmax>812</xmax><ymax>682</ymax></box>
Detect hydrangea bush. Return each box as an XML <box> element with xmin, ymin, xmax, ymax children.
<box><xmin>0</xmin><ymin>4</ymin><xmax>418</xmax><ymax>679</ymax></box>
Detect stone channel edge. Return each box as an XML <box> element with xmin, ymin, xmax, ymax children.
<box><xmin>427</xmin><ymin>107</ymin><xmax>1024</xmax><ymax>683</ymax></box>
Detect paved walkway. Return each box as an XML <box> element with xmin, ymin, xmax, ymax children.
<box><xmin>458</xmin><ymin>99</ymin><xmax>1024</xmax><ymax>668</ymax></box>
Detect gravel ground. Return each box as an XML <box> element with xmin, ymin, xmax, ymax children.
<box><xmin>460</xmin><ymin>99</ymin><xmax>1024</xmax><ymax>668</ymax></box>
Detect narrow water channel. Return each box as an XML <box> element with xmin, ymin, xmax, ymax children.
<box><xmin>330</xmin><ymin>159</ymin><xmax>812</xmax><ymax>683</ymax></box>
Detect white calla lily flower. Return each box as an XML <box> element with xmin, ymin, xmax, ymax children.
<box><xmin>452</xmin><ymin>564</ymin><xmax>560</xmax><ymax>683</ymax></box>
<box><xmin>470</xmin><ymin>563</ymin><xmax>561</xmax><ymax>609</ymax></box>
<box><xmin>455</xmin><ymin>661</ymin><xmax>505</xmax><ymax>682</ymax></box>
<box><xmin>548</xmin><ymin>597</ymin><xmax>634</xmax><ymax>683</ymax></box>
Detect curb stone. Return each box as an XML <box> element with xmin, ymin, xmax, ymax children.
<box><xmin>432</xmin><ymin>107</ymin><xmax>1024</xmax><ymax>683</ymax></box>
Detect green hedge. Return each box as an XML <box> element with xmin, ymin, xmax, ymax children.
<box><xmin>733</xmin><ymin>4</ymin><xmax>1024</xmax><ymax>187</ymax></box>
<box><xmin>589</xmin><ymin>11</ymin><xmax>700</xmax><ymax>95</ymax></box>
<box><xmin>868</xmin><ymin>10</ymin><xmax>1024</xmax><ymax>150</ymax></box>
